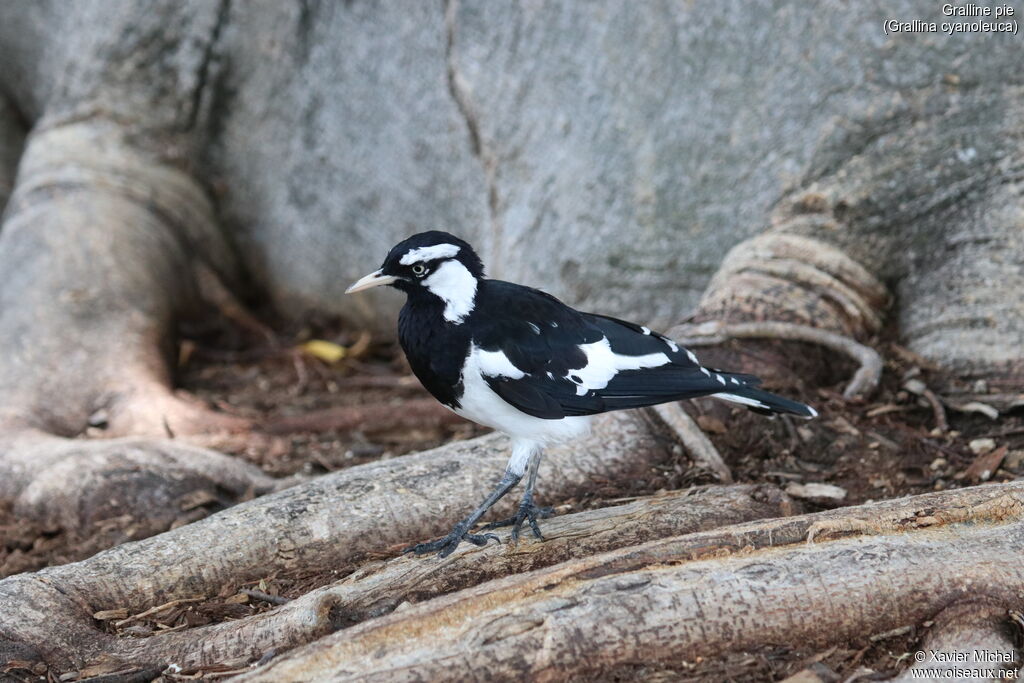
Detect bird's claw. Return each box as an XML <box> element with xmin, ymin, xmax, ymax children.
<box><xmin>403</xmin><ymin>528</ymin><xmax>500</xmax><ymax>558</ymax></box>
<box><xmin>483</xmin><ymin>503</ymin><xmax>553</xmax><ymax>542</ymax></box>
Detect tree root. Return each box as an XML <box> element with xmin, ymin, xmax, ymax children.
<box><xmin>697</xmin><ymin>232</ymin><xmax>889</xmax><ymax>338</ymax></box>
<box><xmin>670</xmin><ymin>320</ymin><xmax>883</xmax><ymax>399</ymax></box>
<box><xmin>679</xmin><ymin>232</ymin><xmax>888</xmax><ymax>402</ymax></box>
<box><xmin>8</xmin><ymin>469</ymin><xmax>1024</xmax><ymax>676</ymax></box>
<box><xmin>890</xmin><ymin>601</ymin><xmax>1018</xmax><ymax>682</ymax></box>
<box><xmin>0</xmin><ymin>121</ymin><xmax>272</xmax><ymax>538</ymax></box>
<box><xmin>0</xmin><ymin>411</ymin><xmax>670</xmax><ymax>670</ymax></box>
<box><xmin>81</xmin><ymin>485</ymin><xmax>797</xmax><ymax>671</ymax></box>
<box><xmin>239</xmin><ymin>482</ymin><xmax>1024</xmax><ymax>681</ymax></box>
<box><xmin>4</xmin><ymin>431</ymin><xmax>278</xmax><ymax>539</ymax></box>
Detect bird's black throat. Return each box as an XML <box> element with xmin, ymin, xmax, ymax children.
<box><xmin>397</xmin><ymin>289</ymin><xmax>472</xmax><ymax>410</ymax></box>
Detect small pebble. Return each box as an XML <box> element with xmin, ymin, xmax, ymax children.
<box><xmin>969</xmin><ymin>438</ymin><xmax>996</xmax><ymax>455</ymax></box>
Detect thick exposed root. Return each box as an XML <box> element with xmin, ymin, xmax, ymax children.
<box><xmin>696</xmin><ymin>232</ymin><xmax>889</xmax><ymax>338</ymax></box>
<box><xmin>670</xmin><ymin>320</ymin><xmax>884</xmax><ymax>399</ymax></box>
<box><xmin>891</xmin><ymin>602</ymin><xmax>1018</xmax><ymax>682</ymax></box>
<box><xmin>0</xmin><ymin>412</ymin><xmax>670</xmax><ymax>670</ymax></box>
<box><xmin>6</xmin><ymin>432</ymin><xmax>277</xmax><ymax>538</ymax></box>
<box><xmin>667</xmin><ymin>231</ymin><xmax>890</xmax><ymax>408</ymax></box>
<box><xmin>240</xmin><ymin>482</ymin><xmax>1024</xmax><ymax>681</ymax></box>
<box><xmin>0</xmin><ymin>121</ymin><xmax>266</xmax><ymax>536</ymax></box>
<box><xmin>93</xmin><ymin>485</ymin><xmax>797</xmax><ymax>671</ymax></box>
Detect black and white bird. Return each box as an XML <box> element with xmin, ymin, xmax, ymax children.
<box><xmin>346</xmin><ymin>231</ymin><xmax>816</xmax><ymax>557</ymax></box>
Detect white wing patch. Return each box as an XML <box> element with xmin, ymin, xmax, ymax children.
<box><xmin>571</xmin><ymin>338</ymin><xmax>670</xmax><ymax>396</ymax></box>
<box><xmin>423</xmin><ymin>260</ymin><xmax>478</xmax><ymax>323</ymax></box>
<box><xmin>715</xmin><ymin>392</ymin><xmax>770</xmax><ymax>410</ymax></box>
<box><xmin>476</xmin><ymin>346</ymin><xmax>525</xmax><ymax>379</ymax></box>
<box><xmin>399</xmin><ymin>243</ymin><xmax>461</xmax><ymax>265</ymax></box>
<box><xmin>456</xmin><ymin>349</ymin><xmax>594</xmax><ymax>444</ymax></box>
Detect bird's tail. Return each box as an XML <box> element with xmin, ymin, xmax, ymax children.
<box><xmin>713</xmin><ymin>378</ymin><xmax>818</xmax><ymax>419</ymax></box>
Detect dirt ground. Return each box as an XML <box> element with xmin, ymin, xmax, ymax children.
<box><xmin>2</xmin><ymin>316</ymin><xmax>1021</xmax><ymax>682</ymax></box>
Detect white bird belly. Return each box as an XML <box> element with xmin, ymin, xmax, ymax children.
<box><xmin>452</xmin><ymin>349</ymin><xmax>593</xmax><ymax>445</ymax></box>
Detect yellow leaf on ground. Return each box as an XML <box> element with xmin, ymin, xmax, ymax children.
<box><xmin>300</xmin><ymin>339</ymin><xmax>347</xmax><ymax>364</ymax></box>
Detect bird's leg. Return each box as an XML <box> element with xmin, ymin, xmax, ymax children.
<box><xmin>483</xmin><ymin>450</ymin><xmax>552</xmax><ymax>542</ymax></box>
<box><xmin>404</xmin><ymin>469</ymin><xmax>521</xmax><ymax>558</ymax></box>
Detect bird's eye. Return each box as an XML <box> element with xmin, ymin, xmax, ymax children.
<box><xmin>411</xmin><ymin>264</ymin><xmax>427</xmax><ymax>277</ymax></box>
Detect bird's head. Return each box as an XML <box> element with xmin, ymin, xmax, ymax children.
<box><xmin>345</xmin><ymin>231</ymin><xmax>484</xmax><ymax>323</ymax></box>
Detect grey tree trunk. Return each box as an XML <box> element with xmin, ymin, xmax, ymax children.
<box><xmin>0</xmin><ymin>95</ymin><xmax>24</xmax><ymax>207</ymax></box>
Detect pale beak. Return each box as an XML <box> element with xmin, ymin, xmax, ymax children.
<box><xmin>345</xmin><ymin>269</ymin><xmax>398</xmax><ymax>294</ymax></box>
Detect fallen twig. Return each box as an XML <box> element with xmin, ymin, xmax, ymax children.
<box><xmin>241</xmin><ymin>589</ymin><xmax>291</xmax><ymax>606</ymax></box>
<box><xmin>921</xmin><ymin>387</ymin><xmax>949</xmax><ymax>433</ymax></box>
<box><xmin>114</xmin><ymin>597</ymin><xmax>205</xmax><ymax>628</ymax></box>
<box><xmin>903</xmin><ymin>378</ymin><xmax>949</xmax><ymax>433</ymax></box>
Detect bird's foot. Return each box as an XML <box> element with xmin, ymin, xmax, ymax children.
<box><xmin>483</xmin><ymin>502</ymin><xmax>553</xmax><ymax>542</ymax></box>
<box><xmin>403</xmin><ymin>525</ymin><xmax>499</xmax><ymax>558</ymax></box>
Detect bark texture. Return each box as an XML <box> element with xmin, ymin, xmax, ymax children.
<box><xmin>241</xmin><ymin>482</ymin><xmax>1024</xmax><ymax>681</ymax></box>
<box><xmin>191</xmin><ymin>0</ymin><xmax>1024</xmax><ymax>349</ymax></box>
<box><xmin>0</xmin><ymin>94</ymin><xmax>24</xmax><ymax>208</ymax></box>
<box><xmin>0</xmin><ymin>412</ymin><xmax>673</xmax><ymax>670</ymax></box>
<box><xmin>0</xmin><ymin>0</ymin><xmax>275</xmax><ymax>538</ymax></box>
<box><xmin>892</xmin><ymin>602</ymin><xmax>1019</xmax><ymax>682</ymax></box>
<box><xmin>0</xmin><ymin>120</ymin><xmax>273</xmax><ymax>537</ymax></box>
<box><xmin>9</xmin><ymin>485</ymin><xmax>795</xmax><ymax>672</ymax></box>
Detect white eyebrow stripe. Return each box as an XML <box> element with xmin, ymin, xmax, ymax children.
<box><xmin>399</xmin><ymin>243</ymin><xmax>461</xmax><ymax>265</ymax></box>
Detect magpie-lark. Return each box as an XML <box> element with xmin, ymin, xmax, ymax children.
<box><xmin>347</xmin><ymin>231</ymin><xmax>817</xmax><ymax>557</ymax></box>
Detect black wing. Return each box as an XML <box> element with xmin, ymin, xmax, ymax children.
<box><xmin>470</xmin><ymin>281</ymin><xmax>743</xmax><ymax>419</ymax></box>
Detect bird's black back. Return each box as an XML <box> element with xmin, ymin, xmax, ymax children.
<box><xmin>471</xmin><ymin>280</ymin><xmax>729</xmax><ymax>417</ymax></box>
<box><xmin>404</xmin><ymin>278</ymin><xmax>705</xmax><ymax>411</ymax></box>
